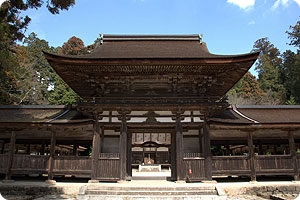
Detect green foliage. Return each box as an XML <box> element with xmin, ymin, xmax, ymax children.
<box><xmin>48</xmin><ymin>74</ymin><xmax>78</xmax><ymax>105</ymax></box>
<box><xmin>0</xmin><ymin>0</ymin><xmax>75</xmax><ymax>42</ymax></box>
<box><xmin>252</xmin><ymin>37</ymin><xmax>286</xmax><ymax>104</ymax></box>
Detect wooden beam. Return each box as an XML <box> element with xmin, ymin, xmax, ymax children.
<box><xmin>247</xmin><ymin>132</ymin><xmax>256</xmax><ymax>181</ymax></box>
<box><xmin>91</xmin><ymin>121</ymin><xmax>101</xmax><ymax>180</ymax></box>
<box><xmin>203</xmin><ymin>116</ymin><xmax>212</xmax><ymax>180</ymax></box>
<box><xmin>288</xmin><ymin>131</ymin><xmax>299</xmax><ymax>181</ymax></box>
<box><xmin>100</xmin><ymin>127</ymin><xmax>104</xmax><ymax>153</ymax></box>
<box><xmin>119</xmin><ymin>120</ymin><xmax>127</xmax><ymax>181</ymax></box>
<box><xmin>48</xmin><ymin>131</ymin><xmax>56</xmax><ymax>180</ymax></box>
<box><xmin>176</xmin><ymin>120</ymin><xmax>184</xmax><ymax>181</ymax></box>
<box><xmin>5</xmin><ymin>131</ymin><xmax>16</xmax><ymax>180</ymax></box>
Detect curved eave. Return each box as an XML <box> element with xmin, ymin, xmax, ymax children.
<box><xmin>43</xmin><ymin>51</ymin><xmax>260</xmax><ymax>65</ymax></box>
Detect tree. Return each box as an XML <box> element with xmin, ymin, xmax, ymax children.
<box><xmin>0</xmin><ymin>0</ymin><xmax>75</xmax><ymax>43</ymax></box>
<box><xmin>252</xmin><ymin>38</ymin><xmax>286</xmax><ymax>104</ymax></box>
<box><xmin>282</xmin><ymin>19</ymin><xmax>300</xmax><ymax>104</ymax></box>
<box><xmin>227</xmin><ymin>72</ymin><xmax>265</xmax><ymax>105</ymax></box>
<box><xmin>59</xmin><ymin>36</ymin><xmax>89</xmax><ymax>55</ymax></box>
<box><xmin>286</xmin><ymin>19</ymin><xmax>300</xmax><ymax>49</ymax></box>
<box><xmin>48</xmin><ymin>36</ymin><xmax>89</xmax><ymax>105</ymax></box>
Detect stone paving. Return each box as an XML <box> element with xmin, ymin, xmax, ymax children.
<box><xmin>1</xmin><ymin>179</ymin><xmax>300</xmax><ymax>200</ymax></box>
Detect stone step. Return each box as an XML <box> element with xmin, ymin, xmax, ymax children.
<box><xmin>86</xmin><ymin>185</ymin><xmax>216</xmax><ymax>191</ymax></box>
<box><xmin>85</xmin><ymin>189</ymin><xmax>218</xmax><ymax>196</ymax></box>
<box><xmin>77</xmin><ymin>194</ymin><xmax>226</xmax><ymax>200</ymax></box>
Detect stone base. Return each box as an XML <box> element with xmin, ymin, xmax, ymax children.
<box><xmin>175</xmin><ymin>181</ymin><xmax>186</xmax><ymax>184</ymax></box>
<box><xmin>2</xmin><ymin>179</ymin><xmax>15</xmax><ymax>183</ymax></box>
<box><xmin>249</xmin><ymin>181</ymin><xmax>258</xmax><ymax>184</ymax></box>
<box><xmin>45</xmin><ymin>180</ymin><xmax>56</xmax><ymax>184</ymax></box>
<box><xmin>88</xmin><ymin>180</ymin><xmax>99</xmax><ymax>183</ymax></box>
<box><xmin>202</xmin><ymin>180</ymin><xmax>217</xmax><ymax>184</ymax></box>
<box><xmin>117</xmin><ymin>180</ymin><xmax>128</xmax><ymax>184</ymax></box>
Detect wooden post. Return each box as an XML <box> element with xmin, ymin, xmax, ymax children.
<box><xmin>127</xmin><ymin>132</ymin><xmax>132</xmax><ymax>179</ymax></box>
<box><xmin>203</xmin><ymin>116</ymin><xmax>212</xmax><ymax>180</ymax></box>
<box><xmin>40</xmin><ymin>141</ymin><xmax>45</xmax><ymax>155</ymax></box>
<box><xmin>247</xmin><ymin>131</ymin><xmax>256</xmax><ymax>182</ymax></box>
<box><xmin>26</xmin><ymin>143</ymin><xmax>31</xmax><ymax>155</ymax></box>
<box><xmin>199</xmin><ymin>127</ymin><xmax>203</xmax><ymax>154</ymax></box>
<box><xmin>225</xmin><ymin>143</ymin><xmax>230</xmax><ymax>156</ymax></box>
<box><xmin>175</xmin><ymin>119</ymin><xmax>183</xmax><ymax>181</ymax></box>
<box><xmin>119</xmin><ymin>119</ymin><xmax>127</xmax><ymax>181</ymax></box>
<box><xmin>100</xmin><ymin>127</ymin><xmax>104</xmax><ymax>153</ymax></box>
<box><xmin>47</xmin><ymin>131</ymin><xmax>56</xmax><ymax>181</ymax></box>
<box><xmin>171</xmin><ymin>132</ymin><xmax>177</xmax><ymax>181</ymax></box>
<box><xmin>1</xmin><ymin>141</ymin><xmax>5</xmax><ymax>154</ymax></box>
<box><xmin>288</xmin><ymin>131</ymin><xmax>299</xmax><ymax>181</ymax></box>
<box><xmin>91</xmin><ymin>121</ymin><xmax>101</xmax><ymax>181</ymax></box>
<box><xmin>73</xmin><ymin>143</ymin><xmax>78</xmax><ymax>156</ymax></box>
<box><xmin>5</xmin><ymin>131</ymin><xmax>16</xmax><ymax>180</ymax></box>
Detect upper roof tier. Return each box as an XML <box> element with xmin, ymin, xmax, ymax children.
<box><xmin>44</xmin><ymin>34</ymin><xmax>260</xmax><ymax>103</ymax></box>
<box><xmin>45</xmin><ymin>34</ymin><xmax>259</xmax><ymax>60</ymax></box>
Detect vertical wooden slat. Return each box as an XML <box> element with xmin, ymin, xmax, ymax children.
<box><xmin>91</xmin><ymin>121</ymin><xmax>101</xmax><ymax>180</ymax></box>
<box><xmin>203</xmin><ymin>116</ymin><xmax>212</xmax><ymax>180</ymax></box>
<box><xmin>289</xmin><ymin>131</ymin><xmax>299</xmax><ymax>181</ymax></box>
<box><xmin>48</xmin><ymin>131</ymin><xmax>56</xmax><ymax>180</ymax></box>
<box><xmin>248</xmin><ymin>131</ymin><xmax>256</xmax><ymax>181</ymax></box>
<box><xmin>5</xmin><ymin>131</ymin><xmax>16</xmax><ymax>180</ymax></box>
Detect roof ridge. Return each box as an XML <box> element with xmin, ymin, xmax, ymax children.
<box><xmin>102</xmin><ymin>34</ymin><xmax>203</xmax><ymax>41</ymax></box>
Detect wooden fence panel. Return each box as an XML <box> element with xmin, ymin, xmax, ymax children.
<box><xmin>212</xmin><ymin>156</ymin><xmax>250</xmax><ymax>176</ymax></box>
<box><xmin>53</xmin><ymin>156</ymin><xmax>91</xmax><ymax>176</ymax></box>
<box><xmin>255</xmin><ymin>155</ymin><xmax>293</xmax><ymax>175</ymax></box>
<box><xmin>96</xmin><ymin>153</ymin><xmax>120</xmax><ymax>181</ymax></box>
<box><xmin>183</xmin><ymin>153</ymin><xmax>205</xmax><ymax>181</ymax></box>
<box><xmin>12</xmin><ymin>155</ymin><xmax>49</xmax><ymax>174</ymax></box>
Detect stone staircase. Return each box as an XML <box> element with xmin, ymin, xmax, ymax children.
<box><xmin>77</xmin><ymin>184</ymin><xmax>226</xmax><ymax>200</ymax></box>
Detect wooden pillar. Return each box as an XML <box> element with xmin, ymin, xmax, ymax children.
<box><xmin>199</xmin><ymin>128</ymin><xmax>203</xmax><ymax>154</ymax></box>
<box><xmin>126</xmin><ymin>132</ymin><xmax>132</xmax><ymax>179</ymax></box>
<box><xmin>247</xmin><ymin>131</ymin><xmax>256</xmax><ymax>181</ymax></box>
<box><xmin>40</xmin><ymin>141</ymin><xmax>45</xmax><ymax>155</ymax></box>
<box><xmin>225</xmin><ymin>143</ymin><xmax>230</xmax><ymax>156</ymax></box>
<box><xmin>203</xmin><ymin>116</ymin><xmax>212</xmax><ymax>180</ymax></box>
<box><xmin>119</xmin><ymin>119</ymin><xmax>127</xmax><ymax>181</ymax></box>
<box><xmin>288</xmin><ymin>131</ymin><xmax>299</xmax><ymax>181</ymax></box>
<box><xmin>73</xmin><ymin>143</ymin><xmax>78</xmax><ymax>156</ymax></box>
<box><xmin>91</xmin><ymin>121</ymin><xmax>101</xmax><ymax>180</ymax></box>
<box><xmin>100</xmin><ymin>127</ymin><xmax>104</xmax><ymax>153</ymax></box>
<box><xmin>26</xmin><ymin>143</ymin><xmax>31</xmax><ymax>155</ymax></box>
<box><xmin>175</xmin><ymin>119</ymin><xmax>183</xmax><ymax>181</ymax></box>
<box><xmin>48</xmin><ymin>131</ymin><xmax>56</xmax><ymax>181</ymax></box>
<box><xmin>5</xmin><ymin>131</ymin><xmax>16</xmax><ymax>180</ymax></box>
<box><xmin>171</xmin><ymin>131</ymin><xmax>177</xmax><ymax>181</ymax></box>
<box><xmin>258</xmin><ymin>140</ymin><xmax>263</xmax><ymax>155</ymax></box>
<box><xmin>1</xmin><ymin>141</ymin><xmax>5</xmax><ymax>154</ymax></box>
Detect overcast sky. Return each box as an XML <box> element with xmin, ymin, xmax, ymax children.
<box><xmin>15</xmin><ymin>0</ymin><xmax>300</xmax><ymax>75</ymax></box>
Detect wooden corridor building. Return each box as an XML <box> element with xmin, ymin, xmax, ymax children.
<box><xmin>1</xmin><ymin>35</ymin><xmax>300</xmax><ymax>182</ymax></box>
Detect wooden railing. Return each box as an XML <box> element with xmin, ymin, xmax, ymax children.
<box><xmin>212</xmin><ymin>156</ymin><xmax>250</xmax><ymax>176</ymax></box>
<box><xmin>255</xmin><ymin>155</ymin><xmax>293</xmax><ymax>175</ymax></box>
<box><xmin>182</xmin><ymin>153</ymin><xmax>206</xmax><ymax>181</ymax></box>
<box><xmin>12</xmin><ymin>155</ymin><xmax>49</xmax><ymax>174</ymax></box>
<box><xmin>96</xmin><ymin>153</ymin><xmax>120</xmax><ymax>180</ymax></box>
<box><xmin>53</xmin><ymin>156</ymin><xmax>92</xmax><ymax>176</ymax></box>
